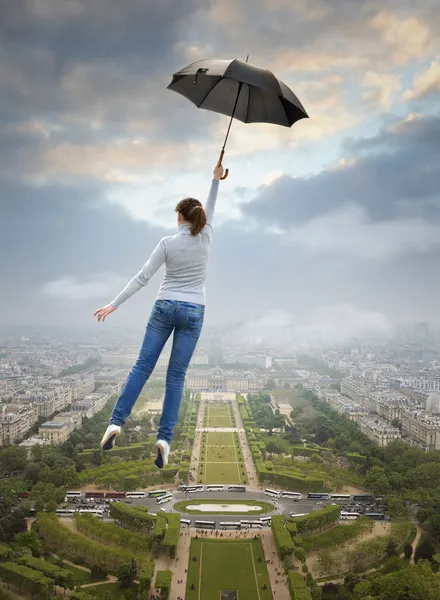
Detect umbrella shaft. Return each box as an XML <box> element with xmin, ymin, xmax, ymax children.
<box><xmin>222</xmin><ymin>81</ymin><xmax>243</xmax><ymax>151</ymax></box>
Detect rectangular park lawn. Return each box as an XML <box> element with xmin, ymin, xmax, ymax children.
<box><xmin>206</xmin><ymin>405</ymin><xmax>232</xmax><ymax>427</ymax></box>
<box><xmin>201</xmin><ymin>461</ymin><xmax>245</xmax><ymax>484</ymax></box>
<box><xmin>186</xmin><ymin>538</ymin><xmax>273</xmax><ymax>600</ymax></box>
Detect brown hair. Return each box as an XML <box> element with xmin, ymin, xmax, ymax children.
<box><xmin>175</xmin><ymin>197</ymin><xmax>207</xmax><ymax>236</ymax></box>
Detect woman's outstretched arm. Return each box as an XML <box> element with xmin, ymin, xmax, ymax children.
<box><xmin>204</xmin><ymin>162</ymin><xmax>224</xmax><ymax>235</ymax></box>
<box><xmin>94</xmin><ymin>239</ymin><xmax>166</xmax><ymax>322</ymax></box>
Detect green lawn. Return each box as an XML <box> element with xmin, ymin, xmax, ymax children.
<box><xmin>46</xmin><ymin>556</ymin><xmax>92</xmax><ymax>584</ymax></box>
<box><xmin>205</xmin><ymin>431</ymin><xmax>236</xmax><ymax>446</ymax></box>
<box><xmin>198</xmin><ymin>431</ymin><xmax>246</xmax><ymax>484</ymax></box>
<box><xmin>200</xmin><ymin>461</ymin><xmax>246</xmax><ymax>484</ymax></box>
<box><xmin>174</xmin><ymin>499</ymin><xmax>274</xmax><ymax>515</ymax></box>
<box><xmin>205</xmin><ymin>404</ymin><xmax>233</xmax><ymax>427</ymax></box>
<box><xmin>206</xmin><ymin>445</ymin><xmax>237</xmax><ymax>462</ymax></box>
<box><xmin>186</xmin><ymin>538</ymin><xmax>273</xmax><ymax>600</ymax></box>
<box><xmin>91</xmin><ymin>583</ymin><xmax>138</xmax><ymax>600</ymax></box>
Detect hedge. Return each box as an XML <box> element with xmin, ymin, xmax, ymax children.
<box><xmin>74</xmin><ymin>512</ymin><xmax>151</xmax><ymax>552</ymax></box>
<box><xmin>290</xmin><ymin>446</ymin><xmax>321</xmax><ymax>458</ymax></box>
<box><xmin>346</xmin><ymin>452</ymin><xmax>367</xmax><ymax>466</ymax></box>
<box><xmin>287</xmin><ymin>571</ymin><xmax>312</xmax><ymax>600</ymax></box>
<box><xmin>271</xmin><ymin>515</ymin><xmax>295</xmax><ymax>559</ymax></box>
<box><xmin>162</xmin><ymin>514</ymin><xmax>181</xmax><ymax>558</ymax></box>
<box><xmin>303</xmin><ymin>521</ymin><xmax>365</xmax><ymax>552</ymax></box>
<box><xmin>154</xmin><ymin>515</ymin><xmax>167</xmax><ymax>539</ymax></box>
<box><xmin>16</xmin><ymin>555</ymin><xmax>74</xmax><ymax>589</ymax></box>
<box><xmin>140</xmin><ymin>561</ymin><xmax>155</xmax><ymax>593</ymax></box>
<box><xmin>109</xmin><ymin>502</ymin><xmax>156</xmax><ymax>532</ymax></box>
<box><xmin>289</xmin><ymin>504</ymin><xmax>340</xmax><ymax>534</ymax></box>
<box><xmin>254</xmin><ymin>460</ymin><xmax>324</xmax><ymax>492</ymax></box>
<box><xmin>0</xmin><ymin>561</ymin><xmax>54</xmax><ymax>598</ymax></box>
<box><xmin>286</xmin><ymin>521</ymin><xmax>298</xmax><ymax>535</ymax></box>
<box><xmin>37</xmin><ymin>512</ymin><xmax>146</xmax><ymax>573</ymax></box>
<box><xmin>155</xmin><ymin>569</ymin><xmax>172</xmax><ymax>599</ymax></box>
<box><xmin>0</xmin><ymin>543</ymin><xmax>13</xmax><ymax>562</ymax></box>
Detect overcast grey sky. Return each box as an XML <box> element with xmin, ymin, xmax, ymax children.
<box><xmin>1</xmin><ymin>0</ymin><xmax>439</xmax><ymax>345</ymax></box>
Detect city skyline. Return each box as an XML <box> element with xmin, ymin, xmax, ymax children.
<box><xmin>1</xmin><ymin>1</ymin><xmax>440</xmax><ymax>343</ymax></box>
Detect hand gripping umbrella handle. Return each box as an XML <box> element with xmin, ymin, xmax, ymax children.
<box><xmin>218</xmin><ymin>149</ymin><xmax>229</xmax><ymax>180</ymax></box>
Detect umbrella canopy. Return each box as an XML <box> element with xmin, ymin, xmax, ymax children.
<box><xmin>167</xmin><ymin>58</ymin><xmax>308</xmax><ymax>128</ymax></box>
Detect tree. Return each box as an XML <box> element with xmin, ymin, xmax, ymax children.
<box><xmin>14</xmin><ymin>531</ymin><xmax>42</xmax><ymax>557</ymax></box>
<box><xmin>364</xmin><ymin>466</ymin><xmax>392</xmax><ymax>496</ymax></box>
<box><xmin>385</xmin><ymin>539</ymin><xmax>398</xmax><ymax>558</ymax></box>
<box><xmin>403</xmin><ymin>544</ymin><xmax>413</xmax><ymax>559</ymax></box>
<box><xmin>0</xmin><ymin>446</ymin><xmax>28</xmax><ymax>475</ymax></box>
<box><xmin>90</xmin><ymin>564</ymin><xmax>108</xmax><ymax>581</ymax></box>
<box><xmin>344</xmin><ymin>572</ymin><xmax>360</xmax><ymax>592</ymax></box>
<box><xmin>117</xmin><ymin>563</ymin><xmax>135</xmax><ymax>587</ymax></box>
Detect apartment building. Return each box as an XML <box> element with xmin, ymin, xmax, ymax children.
<box><xmin>401</xmin><ymin>409</ymin><xmax>440</xmax><ymax>450</ymax></box>
<box><xmin>38</xmin><ymin>420</ymin><xmax>74</xmax><ymax>445</ymax></box>
<box><xmin>0</xmin><ymin>405</ymin><xmax>39</xmax><ymax>446</ymax></box>
<box><xmin>341</xmin><ymin>377</ymin><xmax>370</xmax><ymax>405</ymax></box>
<box><xmin>359</xmin><ymin>418</ymin><xmax>401</xmax><ymax>447</ymax></box>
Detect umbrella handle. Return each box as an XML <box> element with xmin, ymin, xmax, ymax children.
<box><xmin>217</xmin><ymin>149</ymin><xmax>229</xmax><ymax>180</ymax></box>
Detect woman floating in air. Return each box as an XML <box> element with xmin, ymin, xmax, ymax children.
<box><xmin>94</xmin><ymin>162</ymin><xmax>224</xmax><ymax>468</ymax></box>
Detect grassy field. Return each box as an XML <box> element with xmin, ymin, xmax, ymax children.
<box><xmin>186</xmin><ymin>538</ymin><xmax>273</xmax><ymax>600</ymax></box>
<box><xmin>204</xmin><ymin>403</ymin><xmax>234</xmax><ymax>428</ymax></box>
<box><xmin>173</xmin><ymin>499</ymin><xmax>274</xmax><ymax>515</ymax></box>
<box><xmin>198</xmin><ymin>431</ymin><xmax>247</xmax><ymax>484</ymax></box>
<box><xmin>46</xmin><ymin>556</ymin><xmax>92</xmax><ymax>584</ymax></box>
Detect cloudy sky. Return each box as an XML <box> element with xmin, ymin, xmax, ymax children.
<box><xmin>1</xmin><ymin>0</ymin><xmax>440</xmax><ymax>344</ymax></box>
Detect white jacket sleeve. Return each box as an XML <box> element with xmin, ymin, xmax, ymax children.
<box><xmin>110</xmin><ymin>239</ymin><xmax>167</xmax><ymax>309</ymax></box>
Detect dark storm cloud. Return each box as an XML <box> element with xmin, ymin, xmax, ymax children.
<box><xmin>242</xmin><ymin>113</ymin><xmax>440</xmax><ymax>226</ymax></box>
<box><xmin>0</xmin><ymin>0</ymin><xmax>211</xmax><ymax>128</ymax></box>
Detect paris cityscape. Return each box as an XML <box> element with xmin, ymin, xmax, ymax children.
<box><xmin>2</xmin><ymin>0</ymin><xmax>440</xmax><ymax>599</ymax></box>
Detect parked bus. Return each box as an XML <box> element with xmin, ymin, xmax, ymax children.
<box><xmin>85</xmin><ymin>491</ymin><xmax>105</xmax><ymax>499</ymax></box>
<box><xmin>148</xmin><ymin>490</ymin><xmax>167</xmax><ymax>498</ymax></box>
<box><xmin>66</xmin><ymin>491</ymin><xmax>82</xmax><ymax>499</ymax></box>
<box><xmin>185</xmin><ymin>485</ymin><xmax>204</xmax><ymax>493</ymax></box>
<box><xmin>228</xmin><ymin>485</ymin><xmax>246</xmax><ymax>492</ymax></box>
<box><xmin>126</xmin><ymin>491</ymin><xmax>146</xmax><ymax>499</ymax></box>
<box><xmin>289</xmin><ymin>513</ymin><xmax>307</xmax><ymax>518</ymax></box>
<box><xmin>195</xmin><ymin>520</ymin><xmax>216</xmax><ymax>529</ymax></box>
<box><xmin>206</xmin><ymin>485</ymin><xmax>224</xmax><ymax>492</ymax></box>
<box><xmin>352</xmin><ymin>494</ymin><xmax>375</xmax><ymax>502</ymax></box>
<box><xmin>156</xmin><ymin>493</ymin><xmax>173</xmax><ymax>505</ymax></box>
<box><xmin>78</xmin><ymin>509</ymin><xmax>104</xmax><ymax>518</ymax></box>
<box><xmin>106</xmin><ymin>492</ymin><xmax>126</xmax><ymax>499</ymax></box>
<box><xmin>180</xmin><ymin>519</ymin><xmax>192</xmax><ymax>527</ymax></box>
<box><xmin>240</xmin><ymin>520</ymin><xmax>263</xmax><ymax>529</ymax></box>
<box><xmin>281</xmin><ymin>492</ymin><xmax>302</xmax><ymax>501</ymax></box>
<box><xmin>366</xmin><ymin>513</ymin><xmax>387</xmax><ymax>521</ymax></box>
<box><xmin>56</xmin><ymin>509</ymin><xmax>75</xmax><ymax>517</ymax></box>
<box><xmin>307</xmin><ymin>493</ymin><xmax>330</xmax><ymax>500</ymax></box>
<box><xmin>219</xmin><ymin>522</ymin><xmax>241</xmax><ymax>530</ymax></box>
<box><xmin>340</xmin><ymin>512</ymin><xmax>360</xmax><ymax>520</ymax></box>
<box><xmin>330</xmin><ymin>494</ymin><xmax>351</xmax><ymax>501</ymax></box>
<box><xmin>259</xmin><ymin>517</ymin><xmax>272</xmax><ymax>526</ymax></box>
<box><xmin>264</xmin><ymin>489</ymin><xmax>281</xmax><ymax>498</ymax></box>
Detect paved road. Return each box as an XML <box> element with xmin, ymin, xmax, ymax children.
<box><xmin>132</xmin><ymin>490</ymin><xmax>320</xmax><ymax>527</ymax></box>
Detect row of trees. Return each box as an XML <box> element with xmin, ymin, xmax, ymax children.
<box><xmin>74</xmin><ymin>512</ymin><xmax>152</xmax><ymax>553</ymax></box>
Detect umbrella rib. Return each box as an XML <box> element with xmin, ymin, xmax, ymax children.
<box><xmin>196</xmin><ymin>80</ymin><xmax>220</xmax><ymax>108</ymax></box>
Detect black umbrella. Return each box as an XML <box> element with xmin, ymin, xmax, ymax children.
<box><xmin>167</xmin><ymin>57</ymin><xmax>308</xmax><ymax>179</ymax></box>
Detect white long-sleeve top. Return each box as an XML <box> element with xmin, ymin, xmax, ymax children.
<box><xmin>110</xmin><ymin>179</ymin><xmax>219</xmax><ymax>308</ymax></box>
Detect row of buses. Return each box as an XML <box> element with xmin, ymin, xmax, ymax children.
<box><xmin>190</xmin><ymin>517</ymin><xmax>272</xmax><ymax>530</ymax></box>
<box><xmin>307</xmin><ymin>493</ymin><xmax>379</xmax><ymax>503</ymax></box>
<box><xmin>339</xmin><ymin>511</ymin><xmax>388</xmax><ymax>521</ymax></box>
<box><xmin>66</xmin><ymin>490</ymin><xmax>170</xmax><ymax>500</ymax></box>
<box><xmin>264</xmin><ymin>489</ymin><xmax>302</xmax><ymax>500</ymax></box>
<box><xmin>178</xmin><ymin>485</ymin><xmax>246</xmax><ymax>493</ymax></box>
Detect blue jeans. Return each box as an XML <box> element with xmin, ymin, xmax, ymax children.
<box><xmin>109</xmin><ymin>299</ymin><xmax>204</xmax><ymax>444</ymax></box>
